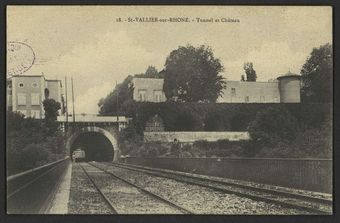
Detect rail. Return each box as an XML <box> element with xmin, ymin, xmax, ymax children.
<box><xmin>111</xmin><ymin>162</ymin><xmax>332</xmax><ymax>214</ymax></box>
<box><xmin>88</xmin><ymin>162</ymin><xmax>193</xmax><ymax>214</ymax></box>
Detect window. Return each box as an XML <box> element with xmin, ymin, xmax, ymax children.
<box><xmin>17</xmin><ymin>93</ymin><xmax>26</xmax><ymax>105</ymax></box>
<box><xmin>31</xmin><ymin>93</ymin><xmax>40</xmax><ymax>105</ymax></box>
<box><xmin>154</xmin><ymin>90</ymin><xmax>163</xmax><ymax>102</ymax></box>
<box><xmin>231</xmin><ymin>88</ymin><xmax>236</xmax><ymax>96</ymax></box>
<box><xmin>260</xmin><ymin>96</ymin><xmax>265</xmax><ymax>102</ymax></box>
<box><xmin>7</xmin><ymin>95</ymin><xmax>12</xmax><ymax>105</ymax></box>
<box><xmin>44</xmin><ymin>88</ymin><xmax>50</xmax><ymax>99</ymax></box>
<box><xmin>32</xmin><ymin>83</ymin><xmax>38</xmax><ymax>88</ymax></box>
<box><xmin>138</xmin><ymin>90</ymin><xmax>147</xmax><ymax>102</ymax></box>
<box><xmin>17</xmin><ymin>110</ymin><xmax>27</xmax><ymax>117</ymax></box>
<box><xmin>7</xmin><ymin>86</ymin><xmax>12</xmax><ymax>95</ymax></box>
<box><xmin>245</xmin><ymin>96</ymin><xmax>249</xmax><ymax>103</ymax></box>
<box><xmin>31</xmin><ymin>110</ymin><xmax>40</xmax><ymax>118</ymax></box>
<box><xmin>19</xmin><ymin>83</ymin><xmax>24</xmax><ymax>88</ymax></box>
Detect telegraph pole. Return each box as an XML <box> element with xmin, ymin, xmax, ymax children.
<box><xmin>65</xmin><ymin>76</ymin><xmax>68</xmax><ymax>125</ymax></box>
<box><xmin>116</xmin><ymin>80</ymin><xmax>119</xmax><ymax>130</ymax></box>
<box><xmin>71</xmin><ymin>77</ymin><xmax>75</xmax><ymax>122</ymax></box>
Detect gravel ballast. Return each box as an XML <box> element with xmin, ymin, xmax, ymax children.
<box><xmin>93</xmin><ymin>162</ymin><xmax>310</xmax><ymax>215</ymax></box>
<box><xmin>81</xmin><ymin>163</ymin><xmax>185</xmax><ymax>214</ymax></box>
<box><xmin>68</xmin><ymin>163</ymin><xmax>113</xmax><ymax>214</ymax></box>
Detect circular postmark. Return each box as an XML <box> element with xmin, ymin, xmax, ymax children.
<box><xmin>7</xmin><ymin>41</ymin><xmax>35</xmax><ymax>77</ymax></box>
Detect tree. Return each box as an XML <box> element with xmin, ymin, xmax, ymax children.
<box><xmin>145</xmin><ymin>66</ymin><xmax>159</xmax><ymax>78</ymax></box>
<box><xmin>7</xmin><ymin>111</ymin><xmax>66</xmax><ymax>175</ymax></box>
<box><xmin>99</xmin><ymin>66</ymin><xmax>162</xmax><ymax>115</ymax></box>
<box><xmin>43</xmin><ymin>98</ymin><xmax>61</xmax><ymax>135</ymax></box>
<box><xmin>243</xmin><ymin>62</ymin><xmax>257</xmax><ymax>81</ymax></box>
<box><xmin>301</xmin><ymin>43</ymin><xmax>332</xmax><ymax>103</ymax></box>
<box><xmin>43</xmin><ymin>99</ymin><xmax>61</xmax><ymax>121</ymax></box>
<box><xmin>98</xmin><ymin>75</ymin><xmax>134</xmax><ymax>115</ymax></box>
<box><xmin>134</xmin><ymin>66</ymin><xmax>163</xmax><ymax>79</ymax></box>
<box><xmin>163</xmin><ymin>44</ymin><xmax>226</xmax><ymax>102</ymax></box>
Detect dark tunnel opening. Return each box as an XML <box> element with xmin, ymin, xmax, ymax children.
<box><xmin>70</xmin><ymin>132</ymin><xmax>114</xmax><ymax>162</ymax></box>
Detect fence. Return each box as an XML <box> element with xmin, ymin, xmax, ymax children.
<box><xmin>121</xmin><ymin>157</ymin><xmax>332</xmax><ymax>193</ymax></box>
<box><xmin>144</xmin><ymin>131</ymin><xmax>250</xmax><ymax>142</ymax></box>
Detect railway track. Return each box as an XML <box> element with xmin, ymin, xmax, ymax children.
<box><xmin>79</xmin><ymin>164</ymin><xmax>118</xmax><ymax>214</ymax></box>
<box><xmin>79</xmin><ymin>163</ymin><xmax>193</xmax><ymax>214</ymax></box>
<box><xmin>101</xmin><ymin>162</ymin><xmax>332</xmax><ymax>215</ymax></box>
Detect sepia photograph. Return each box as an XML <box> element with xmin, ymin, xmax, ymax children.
<box><xmin>5</xmin><ymin>5</ymin><xmax>333</xmax><ymax>215</ymax></box>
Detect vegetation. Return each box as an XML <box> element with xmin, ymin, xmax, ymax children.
<box><xmin>301</xmin><ymin>43</ymin><xmax>332</xmax><ymax>103</ymax></box>
<box><xmin>203</xmin><ymin>111</ymin><xmax>228</xmax><ymax>131</ymax></box>
<box><xmin>119</xmin><ymin>125</ymin><xmax>331</xmax><ymax>159</ymax></box>
<box><xmin>135</xmin><ymin>66</ymin><xmax>163</xmax><ymax>78</ymax></box>
<box><xmin>98</xmin><ymin>66</ymin><xmax>162</xmax><ymax>115</ymax></box>
<box><xmin>248</xmin><ymin>107</ymin><xmax>299</xmax><ymax>145</ymax></box>
<box><xmin>43</xmin><ymin>98</ymin><xmax>61</xmax><ymax>135</ymax></box>
<box><xmin>7</xmin><ymin>98</ymin><xmax>65</xmax><ymax>175</ymax></box>
<box><xmin>118</xmin><ymin>101</ymin><xmax>330</xmax><ymax>132</ymax></box>
<box><xmin>246</xmin><ymin>105</ymin><xmax>331</xmax><ymax>158</ymax></box>
<box><xmin>106</xmin><ymin>43</ymin><xmax>332</xmax><ymax>159</ymax></box>
<box><xmin>243</xmin><ymin>62</ymin><xmax>257</xmax><ymax>81</ymax></box>
<box><xmin>116</xmin><ymin>102</ymin><xmax>331</xmax><ymax>159</ymax></box>
<box><xmin>163</xmin><ymin>44</ymin><xmax>226</xmax><ymax>102</ymax></box>
<box><xmin>7</xmin><ymin>111</ymin><xmax>66</xmax><ymax>175</ymax></box>
<box><xmin>98</xmin><ymin>75</ymin><xmax>134</xmax><ymax>115</ymax></box>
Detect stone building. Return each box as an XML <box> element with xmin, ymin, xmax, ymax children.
<box><xmin>132</xmin><ymin>78</ymin><xmax>166</xmax><ymax>102</ymax></box>
<box><xmin>217</xmin><ymin>80</ymin><xmax>280</xmax><ymax>103</ymax></box>
<box><xmin>132</xmin><ymin>72</ymin><xmax>301</xmax><ymax>103</ymax></box>
<box><xmin>6</xmin><ymin>74</ymin><xmax>63</xmax><ymax>118</ymax></box>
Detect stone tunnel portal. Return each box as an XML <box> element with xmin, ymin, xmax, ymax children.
<box><xmin>66</xmin><ymin>126</ymin><xmax>119</xmax><ymax>162</ymax></box>
<box><xmin>70</xmin><ymin>132</ymin><xmax>114</xmax><ymax>162</ymax></box>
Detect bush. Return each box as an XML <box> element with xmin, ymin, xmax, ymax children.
<box><xmin>21</xmin><ymin>144</ymin><xmax>50</xmax><ymax>169</ymax></box>
<box><xmin>116</xmin><ymin>102</ymin><xmax>331</xmax><ymax>159</ymax></box>
<box><xmin>118</xmin><ymin>102</ymin><xmax>331</xmax><ymax>132</ymax></box>
<box><xmin>7</xmin><ymin>111</ymin><xmax>66</xmax><ymax>175</ymax></box>
<box><xmin>204</xmin><ymin>112</ymin><xmax>227</xmax><ymax>131</ymax></box>
<box><xmin>174</xmin><ymin>111</ymin><xmax>198</xmax><ymax>131</ymax></box>
<box><xmin>290</xmin><ymin>122</ymin><xmax>332</xmax><ymax>158</ymax></box>
<box><xmin>248</xmin><ymin>107</ymin><xmax>299</xmax><ymax>145</ymax></box>
<box><xmin>117</xmin><ymin>124</ymin><xmax>144</xmax><ymax>156</ymax></box>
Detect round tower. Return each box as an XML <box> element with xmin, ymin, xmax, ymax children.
<box><xmin>277</xmin><ymin>72</ymin><xmax>301</xmax><ymax>103</ymax></box>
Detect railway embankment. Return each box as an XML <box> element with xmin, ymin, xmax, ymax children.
<box><xmin>120</xmin><ymin>157</ymin><xmax>332</xmax><ymax>193</ymax></box>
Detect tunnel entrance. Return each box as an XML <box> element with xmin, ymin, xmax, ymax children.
<box><xmin>70</xmin><ymin>132</ymin><xmax>114</xmax><ymax>162</ymax></box>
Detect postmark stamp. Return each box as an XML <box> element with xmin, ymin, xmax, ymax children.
<box><xmin>7</xmin><ymin>41</ymin><xmax>35</xmax><ymax>76</ymax></box>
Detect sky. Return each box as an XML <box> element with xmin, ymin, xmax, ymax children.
<box><xmin>7</xmin><ymin>6</ymin><xmax>332</xmax><ymax>114</ymax></box>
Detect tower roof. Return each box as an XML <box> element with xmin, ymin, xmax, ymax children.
<box><xmin>277</xmin><ymin>71</ymin><xmax>301</xmax><ymax>80</ymax></box>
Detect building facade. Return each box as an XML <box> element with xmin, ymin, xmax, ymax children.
<box><xmin>132</xmin><ymin>72</ymin><xmax>301</xmax><ymax>103</ymax></box>
<box><xmin>217</xmin><ymin>80</ymin><xmax>280</xmax><ymax>103</ymax></box>
<box><xmin>132</xmin><ymin>78</ymin><xmax>166</xmax><ymax>102</ymax></box>
<box><xmin>7</xmin><ymin>74</ymin><xmax>63</xmax><ymax>118</ymax></box>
